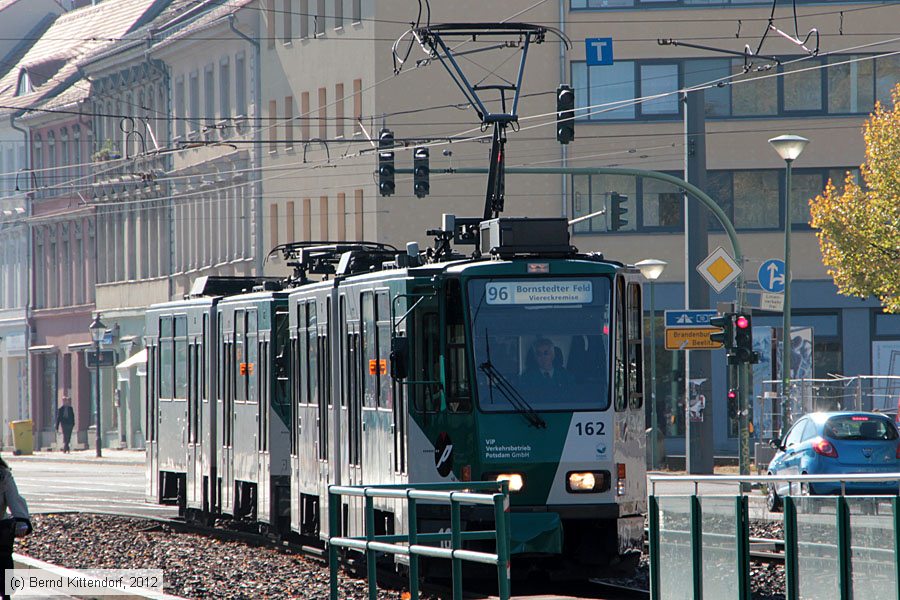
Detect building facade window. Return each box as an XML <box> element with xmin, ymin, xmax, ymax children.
<box><xmin>335</xmin><ymin>83</ymin><xmax>344</xmax><ymax>138</ymax></box>
<box><xmin>284</xmin><ymin>96</ymin><xmax>294</xmax><ymax>149</ymax></box>
<box><xmin>301</xmin><ymin>91</ymin><xmax>310</xmax><ymax>140</ymax></box>
<box><xmin>352</xmin><ymin>0</ymin><xmax>360</xmax><ymax>23</ymax></box>
<box><xmin>269</xmin><ymin>99</ymin><xmax>278</xmax><ymax>152</ymax></box>
<box><xmin>220</xmin><ymin>59</ymin><xmax>231</xmax><ymax>123</ymax></box>
<box><xmin>353</xmin><ymin>78</ymin><xmax>362</xmax><ymax>135</ymax></box>
<box><xmin>283</xmin><ymin>0</ymin><xmax>293</xmax><ymax>41</ymax></box>
<box><xmin>316</xmin><ymin>0</ymin><xmax>326</xmax><ymax>35</ymax></box>
<box><xmin>189</xmin><ymin>72</ymin><xmax>200</xmax><ymax>136</ymax></box>
<box><xmin>204</xmin><ymin>66</ymin><xmax>215</xmax><ymax>126</ymax></box>
<box><xmin>318</xmin><ymin>87</ymin><xmax>327</xmax><ymax>139</ymax></box>
<box><xmin>235</xmin><ymin>54</ymin><xmax>247</xmax><ymax>119</ymax></box>
<box><xmin>571</xmin><ymin>167</ymin><xmax>859</xmax><ymax>234</ymax></box>
<box><xmin>572</xmin><ymin>0</ymin><xmax>876</xmax><ymax>8</ymax></box>
<box><xmin>334</xmin><ymin>0</ymin><xmax>343</xmax><ymax>29</ymax></box>
<box><xmin>300</xmin><ymin>0</ymin><xmax>309</xmax><ymax>38</ymax></box>
<box><xmin>572</xmin><ymin>54</ymin><xmax>896</xmax><ymax>122</ymax></box>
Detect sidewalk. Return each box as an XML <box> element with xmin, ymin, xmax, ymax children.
<box><xmin>5</xmin><ymin>448</ymin><xmax>145</xmax><ymax>466</ymax></box>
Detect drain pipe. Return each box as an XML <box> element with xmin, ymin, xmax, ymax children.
<box><xmin>229</xmin><ymin>13</ymin><xmax>263</xmax><ymax>275</ymax></box>
<box><xmin>9</xmin><ymin>113</ymin><xmax>32</xmax><ymax>429</ymax></box>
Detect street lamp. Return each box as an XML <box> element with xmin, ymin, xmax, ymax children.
<box><xmin>768</xmin><ymin>134</ymin><xmax>809</xmax><ymax>431</ymax></box>
<box><xmin>89</xmin><ymin>314</ymin><xmax>106</xmax><ymax>458</ymax></box>
<box><xmin>636</xmin><ymin>258</ymin><xmax>667</xmax><ymax>470</ymax></box>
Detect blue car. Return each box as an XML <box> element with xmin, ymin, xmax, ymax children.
<box><xmin>766</xmin><ymin>412</ymin><xmax>900</xmax><ymax>512</ymax></box>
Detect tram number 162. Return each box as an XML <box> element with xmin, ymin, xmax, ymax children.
<box><xmin>574</xmin><ymin>421</ymin><xmax>605</xmax><ymax>436</ymax></box>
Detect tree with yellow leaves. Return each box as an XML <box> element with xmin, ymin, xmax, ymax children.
<box><xmin>809</xmin><ymin>84</ymin><xmax>900</xmax><ymax>313</ymax></box>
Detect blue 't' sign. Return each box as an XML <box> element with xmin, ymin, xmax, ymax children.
<box><xmin>757</xmin><ymin>259</ymin><xmax>786</xmax><ymax>294</ymax></box>
<box><xmin>585</xmin><ymin>38</ymin><xmax>613</xmax><ymax>66</ymax></box>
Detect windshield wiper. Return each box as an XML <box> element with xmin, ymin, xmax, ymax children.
<box><xmin>480</xmin><ymin>331</ymin><xmax>546</xmax><ymax>429</ymax></box>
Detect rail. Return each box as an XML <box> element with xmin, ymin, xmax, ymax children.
<box><xmin>327</xmin><ymin>481</ymin><xmax>511</xmax><ymax>600</ymax></box>
<box><xmin>648</xmin><ymin>473</ymin><xmax>900</xmax><ymax>600</ymax></box>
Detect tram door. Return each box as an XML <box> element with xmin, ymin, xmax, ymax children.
<box><xmin>257</xmin><ymin>331</ymin><xmax>271</xmax><ymax>524</ymax></box>
<box><xmin>186</xmin><ymin>337</ymin><xmax>201</xmax><ymax>509</ymax></box>
<box><xmin>613</xmin><ymin>276</ymin><xmax>647</xmax><ymax>514</ymax></box>
<box><xmin>146</xmin><ymin>342</ymin><xmax>158</xmax><ymax>502</ymax></box>
<box><xmin>220</xmin><ymin>321</ymin><xmax>235</xmax><ymax>516</ymax></box>
<box><xmin>317</xmin><ymin>301</ymin><xmax>333</xmax><ymax>530</ymax></box>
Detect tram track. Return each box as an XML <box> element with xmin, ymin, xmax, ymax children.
<box><xmin>29</xmin><ymin>510</ymin><xmax>652</xmax><ymax>599</ymax></box>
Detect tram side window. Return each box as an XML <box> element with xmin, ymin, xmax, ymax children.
<box><xmin>445</xmin><ymin>280</ymin><xmax>471</xmax><ymax>412</ymax></box>
<box><xmin>414</xmin><ymin>311</ymin><xmax>441</xmax><ymax>413</ymax></box>
<box><xmin>626</xmin><ymin>282</ymin><xmax>644</xmax><ymax>409</ymax></box>
<box><xmin>248</xmin><ymin>310</ymin><xmax>258</xmax><ymax>403</ymax></box>
<box><xmin>308</xmin><ymin>302</ymin><xmax>318</xmax><ymax>406</ymax></box>
<box><xmin>160</xmin><ymin>317</ymin><xmax>174</xmax><ymax>399</ymax></box>
<box><xmin>174</xmin><ymin>315</ymin><xmax>188</xmax><ymax>401</ymax></box>
<box><xmin>377</xmin><ymin>292</ymin><xmax>391</xmax><ymax>409</ymax></box>
<box><xmin>235</xmin><ymin>310</ymin><xmax>247</xmax><ymax>401</ymax></box>
<box><xmin>614</xmin><ymin>278</ymin><xmax>627</xmax><ymax>411</ymax></box>
<box><xmin>362</xmin><ymin>292</ymin><xmax>377</xmax><ymax>408</ymax></box>
<box><xmin>202</xmin><ymin>314</ymin><xmax>208</xmax><ymax>402</ymax></box>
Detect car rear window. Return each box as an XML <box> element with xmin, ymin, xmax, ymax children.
<box><xmin>824</xmin><ymin>416</ymin><xmax>899</xmax><ymax>441</ymax></box>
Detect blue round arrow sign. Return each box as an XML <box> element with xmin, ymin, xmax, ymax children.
<box><xmin>758</xmin><ymin>259</ymin><xmax>786</xmax><ymax>293</ymax></box>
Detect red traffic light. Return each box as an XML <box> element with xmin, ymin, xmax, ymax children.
<box><xmin>735</xmin><ymin>315</ymin><xmax>749</xmax><ymax>329</ymax></box>
<box><xmin>727</xmin><ymin>389</ymin><xmax>737</xmax><ymax>400</ymax></box>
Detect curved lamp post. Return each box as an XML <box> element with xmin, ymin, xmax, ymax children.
<box><xmin>636</xmin><ymin>259</ymin><xmax>667</xmax><ymax>470</ymax></box>
<box><xmin>768</xmin><ymin>134</ymin><xmax>809</xmax><ymax>432</ymax></box>
<box><xmin>89</xmin><ymin>314</ymin><xmax>106</xmax><ymax>458</ymax></box>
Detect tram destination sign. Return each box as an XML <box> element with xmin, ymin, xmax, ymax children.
<box><xmin>485</xmin><ymin>281</ymin><xmax>592</xmax><ymax>305</ymax></box>
<box><xmin>665</xmin><ymin>327</ymin><xmax>723</xmax><ymax>351</ymax></box>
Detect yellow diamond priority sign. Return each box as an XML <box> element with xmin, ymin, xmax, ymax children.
<box><xmin>697</xmin><ymin>246</ymin><xmax>741</xmax><ymax>293</ymax></box>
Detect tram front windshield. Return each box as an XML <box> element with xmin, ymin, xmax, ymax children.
<box><xmin>468</xmin><ymin>277</ymin><xmax>611</xmax><ymax>412</ymax></box>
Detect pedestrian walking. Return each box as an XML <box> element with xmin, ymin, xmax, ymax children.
<box><xmin>56</xmin><ymin>396</ymin><xmax>75</xmax><ymax>453</ymax></box>
<box><xmin>0</xmin><ymin>455</ymin><xmax>30</xmax><ymax>600</ymax></box>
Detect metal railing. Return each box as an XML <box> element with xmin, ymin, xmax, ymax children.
<box><xmin>649</xmin><ymin>473</ymin><xmax>900</xmax><ymax>600</ymax></box>
<box><xmin>327</xmin><ymin>481</ymin><xmax>511</xmax><ymax>600</ymax></box>
<box><xmin>758</xmin><ymin>375</ymin><xmax>900</xmax><ymax>439</ymax></box>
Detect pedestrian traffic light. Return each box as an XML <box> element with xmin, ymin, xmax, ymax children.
<box><xmin>556</xmin><ymin>84</ymin><xmax>575</xmax><ymax>144</ymax></box>
<box><xmin>734</xmin><ymin>312</ymin><xmax>759</xmax><ymax>364</ymax></box>
<box><xmin>378</xmin><ymin>128</ymin><xmax>395</xmax><ymax>197</ymax></box>
<box><xmin>413</xmin><ymin>146</ymin><xmax>430</xmax><ymax>198</ymax></box>
<box><xmin>608</xmin><ymin>192</ymin><xmax>628</xmax><ymax>231</ymax></box>
<box><xmin>709</xmin><ymin>312</ymin><xmax>735</xmax><ymax>351</ymax></box>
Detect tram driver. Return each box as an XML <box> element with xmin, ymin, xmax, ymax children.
<box><xmin>520</xmin><ymin>338</ymin><xmax>574</xmax><ymax>397</ymax></box>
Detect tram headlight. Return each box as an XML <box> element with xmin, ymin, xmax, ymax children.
<box><xmin>495</xmin><ymin>473</ymin><xmax>525</xmax><ymax>492</ymax></box>
<box><xmin>566</xmin><ymin>471</ymin><xmax>609</xmax><ymax>494</ymax></box>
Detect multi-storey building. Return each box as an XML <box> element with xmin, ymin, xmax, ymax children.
<box><xmin>2</xmin><ymin>0</ymin><xmax>171</xmax><ymax>450</ymax></box>
<box><xmin>0</xmin><ymin>0</ymin><xmax>65</xmax><ymax>447</ymax></box>
<box><xmin>150</xmin><ymin>0</ymin><xmax>263</xmax><ymax>301</ymax></box>
<box><xmin>79</xmin><ymin>0</ymin><xmax>202</xmax><ymax>449</ymax></box>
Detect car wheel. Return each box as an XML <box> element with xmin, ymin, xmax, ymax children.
<box><xmin>767</xmin><ymin>479</ymin><xmax>783</xmax><ymax>513</ymax></box>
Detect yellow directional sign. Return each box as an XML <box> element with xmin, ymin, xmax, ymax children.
<box><xmin>665</xmin><ymin>327</ymin><xmax>723</xmax><ymax>351</ymax></box>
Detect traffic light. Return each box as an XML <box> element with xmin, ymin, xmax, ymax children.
<box><xmin>727</xmin><ymin>389</ymin><xmax>738</xmax><ymax>418</ymax></box>
<box><xmin>709</xmin><ymin>312</ymin><xmax>735</xmax><ymax>351</ymax></box>
<box><xmin>556</xmin><ymin>84</ymin><xmax>575</xmax><ymax>144</ymax></box>
<box><xmin>608</xmin><ymin>192</ymin><xmax>628</xmax><ymax>231</ymax></box>
<box><xmin>734</xmin><ymin>313</ymin><xmax>759</xmax><ymax>364</ymax></box>
<box><xmin>413</xmin><ymin>146</ymin><xmax>430</xmax><ymax>198</ymax></box>
<box><xmin>378</xmin><ymin>128</ymin><xmax>395</xmax><ymax>197</ymax></box>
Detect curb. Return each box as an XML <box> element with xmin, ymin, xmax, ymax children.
<box><xmin>8</xmin><ymin>454</ymin><xmax>143</xmax><ymax>467</ymax></box>
<box><xmin>12</xmin><ymin>553</ymin><xmax>187</xmax><ymax>600</ymax></box>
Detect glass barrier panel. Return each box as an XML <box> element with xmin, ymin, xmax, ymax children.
<box><xmin>847</xmin><ymin>497</ymin><xmax>896</xmax><ymax>599</ymax></box>
<box><xmin>658</xmin><ymin>496</ymin><xmax>693</xmax><ymax>600</ymax></box>
<box><xmin>699</xmin><ymin>496</ymin><xmax>739</xmax><ymax>599</ymax></box>
<box><xmin>796</xmin><ymin>496</ymin><xmax>839</xmax><ymax>600</ymax></box>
